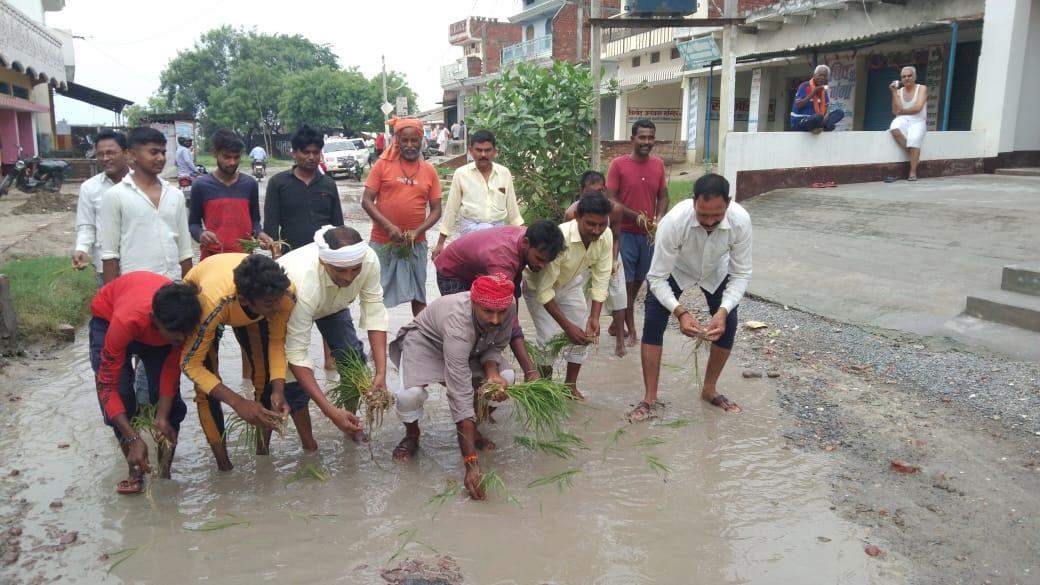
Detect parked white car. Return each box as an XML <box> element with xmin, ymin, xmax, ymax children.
<box><xmin>322</xmin><ymin>139</ymin><xmax>367</xmax><ymax>178</ymax></box>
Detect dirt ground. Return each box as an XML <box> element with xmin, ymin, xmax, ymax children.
<box><xmin>0</xmin><ymin>171</ymin><xmax>1037</xmax><ymax>584</ymax></box>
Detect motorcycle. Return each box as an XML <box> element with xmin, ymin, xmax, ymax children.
<box><xmin>0</xmin><ymin>149</ymin><xmax>69</xmax><ymax>197</ymax></box>
<box><xmin>178</xmin><ymin>164</ymin><xmax>208</xmax><ymax>206</ymax></box>
<box><xmin>251</xmin><ymin>159</ymin><xmax>266</xmax><ymax>179</ymax></box>
<box><xmin>343</xmin><ymin>157</ymin><xmax>363</xmax><ymax>181</ymax></box>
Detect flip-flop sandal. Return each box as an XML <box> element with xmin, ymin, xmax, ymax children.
<box><xmin>392</xmin><ymin>437</ymin><xmax>419</xmax><ymax>460</ymax></box>
<box><xmin>907</xmin><ymin>176</ymin><xmax>918</xmax><ymax>182</ymax></box>
<box><xmin>116</xmin><ymin>478</ymin><xmax>144</xmax><ymax>495</ymax></box>
<box><xmin>825</xmin><ymin>181</ymin><xmax>837</xmax><ymax>188</ymax></box>
<box><xmin>811</xmin><ymin>182</ymin><xmax>828</xmax><ymax>188</ymax></box>
<box><xmin>626</xmin><ymin>401</ymin><xmax>658</xmax><ymax>423</ymax></box>
<box><xmin>709</xmin><ymin>394</ymin><xmax>742</xmax><ymax>413</ymax></box>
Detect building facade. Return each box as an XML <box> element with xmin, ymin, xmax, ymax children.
<box><xmin>0</xmin><ymin>0</ymin><xmax>70</xmax><ymax>172</ymax></box>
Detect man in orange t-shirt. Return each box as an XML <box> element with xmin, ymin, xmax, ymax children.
<box><xmin>362</xmin><ymin>118</ymin><xmax>443</xmax><ymax>316</ymax></box>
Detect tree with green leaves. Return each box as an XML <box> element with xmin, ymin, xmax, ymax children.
<box><xmin>468</xmin><ymin>61</ymin><xmax>598</xmax><ymax>222</ymax></box>
<box><xmin>280</xmin><ymin>67</ymin><xmax>378</xmax><ymax>134</ymax></box>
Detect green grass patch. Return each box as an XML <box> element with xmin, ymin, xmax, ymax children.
<box><xmin>667</xmin><ymin>179</ymin><xmax>694</xmax><ymax>209</ymax></box>
<box><xmin>0</xmin><ymin>255</ymin><xmax>96</xmax><ymax>343</ymax></box>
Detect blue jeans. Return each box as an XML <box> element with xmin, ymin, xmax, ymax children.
<box><xmin>88</xmin><ymin>317</ymin><xmax>187</xmax><ymax>439</ymax></box>
<box><xmin>620</xmin><ymin>231</ymin><xmax>653</xmax><ymax>283</ymax></box>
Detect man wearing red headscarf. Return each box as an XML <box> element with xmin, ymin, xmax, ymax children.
<box><xmin>362</xmin><ymin>117</ymin><xmax>442</xmax><ymax>316</ymax></box>
<box><xmin>388</xmin><ymin>274</ymin><xmax>516</xmax><ymax>500</ymax></box>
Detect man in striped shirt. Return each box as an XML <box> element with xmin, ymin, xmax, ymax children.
<box><xmin>181</xmin><ymin>254</ymin><xmax>299</xmax><ymax>471</ymax></box>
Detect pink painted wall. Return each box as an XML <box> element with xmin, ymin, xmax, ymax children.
<box><xmin>16</xmin><ymin>112</ymin><xmax>35</xmax><ymax>158</ymax></box>
<box><xmin>0</xmin><ymin>109</ymin><xmax>17</xmax><ymax>164</ymax></box>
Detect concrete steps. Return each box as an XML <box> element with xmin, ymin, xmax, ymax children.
<box><xmin>1001</xmin><ymin>263</ymin><xmax>1040</xmax><ymax>296</ymax></box>
<box><xmin>965</xmin><ymin>264</ymin><xmax>1040</xmax><ymax>332</ymax></box>
<box><xmin>994</xmin><ymin>167</ymin><xmax>1040</xmax><ymax>177</ymax></box>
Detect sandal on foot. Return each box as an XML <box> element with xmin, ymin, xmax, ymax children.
<box><xmin>116</xmin><ymin>478</ymin><xmax>144</xmax><ymax>495</ymax></box>
<box><xmin>707</xmin><ymin>394</ymin><xmax>742</xmax><ymax>413</ymax></box>
<box><xmin>626</xmin><ymin>401</ymin><xmax>658</xmax><ymax>423</ymax></box>
<box><xmin>392</xmin><ymin>437</ymin><xmax>419</xmax><ymax>461</ymax></box>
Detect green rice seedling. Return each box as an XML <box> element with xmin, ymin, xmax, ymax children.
<box><xmin>287</xmin><ymin>511</ymin><xmax>339</xmax><ymax>522</ymax></box>
<box><xmin>387</xmin><ymin>528</ymin><xmax>439</xmax><ymax>564</ymax></box>
<box><xmin>554</xmin><ymin>431</ymin><xmax>588</xmax><ymax>450</ymax></box>
<box><xmin>633</xmin><ymin>436</ymin><xmax>667</xmax><ymax>448</ymax></box>
<box><xmin>285</xmin><ymin>463</ymin><xmax>330</xmax><ymax>485</ymax></box>
<box><xmin>477</xmin><ymin>469</ymin><xmax>522</xmax><ymax>508</ymax></box>
<box><xmin>603</xmin><ymin>425</ymin><xmax>627</xmax><ymax>458</ymax></box>
<box><xmin>514</xmin><ymin>435</ymin><xmax>574</xmax><ymax>459</ymax></box>
<box><xmin>105</xmin><ymin>542</ymin><xmax>151</xmax><ymax>575</ymax></box>
<box><xmin>386</xmin><ymin>241</ymin><xmax>414</xmax><ymax>259</ymax></box>
<box><xmin>130</xmin><ymin>403</ymin><xmax>173</xmax><ymax>469</ymax></box>
<box><xmin>526</xmin><ymin>468</ymin><xmax>580</xmax><ymax>492</ymax></box>
<box><xmin>523</xmin><ymin>332</ymin><xmax>572</xmax><ymax>378</ymax></box>
<box><xmin>239</xmin><ymin>236</ymin><xmax>289</xmax><ymax>254</ymax></box>
<box><xmin>689</xmin><ymin>337</ymin><xmax>707</xmax><ymax>388</ymax></box>
<box><xmin>656</xmin><ymin>418</ymin><xmax>693</xmax><ymax>429</ymax></box>
<box><xmin>329</xmin><ymin>351</ymin><xmax>393</xmax><ymax>430</ymax></box>
<box><xmin>481</xmin><ymin>378</ymin><xmax>575</xmax><ymax>437</ymax></box>
<box><xmin>645</xmin><ymin>454</ymin><xmax>671</xmax><ymax>479</ymax></box>
<box><xmin>425</xmin><ymin>479</ymin><xmax>462</xmax><ymax>519</ymax></box>
<box><xmin>221</xmin><ymin>413</ymin><xmax>273</xmax><ymax>455</ymax></box>
<box><xmin>183</xmin><ymin>514</ymin><xmax>251</xmax><ymax>532</ymax></box>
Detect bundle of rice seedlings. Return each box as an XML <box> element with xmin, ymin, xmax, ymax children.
<box><xmin>239</xmin><ymin>236</ymin><xmax>289</xmax><ymax>255</ymax></box>
<box><xmin>130</xmin><ymin>404</ymin><xmax>173</xmax><ymax>470</ymax></box>
<box><xmin>637</xmin><ymin>212</ymin><xmax>658</xmax><ymax>245</ymax></box>
<box><xmin>222</xmin><ymin>413</ymin><xmax>268</xmax><ymax>455</ymax></box>
<box><xmin>480</xmin><ymin>378</ymin><xmax>576</xmax><ymax>437</ymax></box>
<box><xmin>523</xmin><ymin>332</ymin><xmax>572</xmax><ymax>379</ymax></box>
<box><xmin>514</xmin><ymin>431</ymin><xmax>589</xmax><ymax>459</ymax></box>
<box><xmin>329</xmin><ymin>351</ymin><xmax>393</xmax><ymax>429</ymax></box>
<box><xmin>386</xmin><ymin>241</ymin><xmax>414</xmax><ymax>259</ymax></box>
<box><xmin>526</xmin><ymin>468</ymin><xmax>580</xmax><ymax>492</ymax></box>
<box><xmin>477</xmin><ymin>469</ymin><xmax>521</xmax><ymax>507</ymax></box>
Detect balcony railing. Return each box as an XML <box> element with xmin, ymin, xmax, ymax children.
<box><xmin>501</xmin><ymin>35</ymin><xmax>552</xmax><ymax>67</ymax></box>
<box><xmin>440</xmin><ymin>61</ymin><xmax>467</xmax><ymax>85</ymax></box>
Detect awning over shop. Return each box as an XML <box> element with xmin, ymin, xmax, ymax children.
<box><xmin>56</xmin><ymin>81</ymin><xmax>133</xmax><ymax>114</ymax></box>
<box><xmin>735</xmin><ymin>18</ymin><xmax>983</xmax><ymax>65</ymax></box>
<box><xmin>0</xmin><ymin>1</ymin><xmax>68</xmax><ymax>89</ymax></box>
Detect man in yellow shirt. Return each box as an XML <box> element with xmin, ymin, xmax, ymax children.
<box><xmin>431</xmin><ymin>130</ymin><xmax>523</xmax><ymax>259</ymax></box>
<box><xmin>181</xmin><ymin>253</ymin><xmax>297</xmax><ymax>471</ymax></box>
<box><xmin>277</xmin><ymin>225</ymin><xmax>389</xmax><ymax>447</ymax></box>
<box><xmin>523</xmin><ymin>193</ymin><xmax>613</xmax><ymax>399</ymax></box>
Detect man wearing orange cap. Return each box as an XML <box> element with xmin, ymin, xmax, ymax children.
<box><xmin>388</xmin><ymin>274</ymin><xmax>516</xmax><ymax>500</ymax></box>
<box><xmin>362</xmin><ymin>117</ymin><xmax>442</xmax><ymax>316</ymax></box>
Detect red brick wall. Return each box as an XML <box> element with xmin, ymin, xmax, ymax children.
<box><xmin>481</xmin><ymin>21</ymin><xmax>522</xmax><ymax>75</ymax></box>
<box><xmin>552</xmin><ymin>0</ymin><xmax>622</xmax><ymax>63</ymax></box>
<box><xmin>601</xmin><ymin>140</ymin><xmax>686</xmax><ymax>164</ymax></box>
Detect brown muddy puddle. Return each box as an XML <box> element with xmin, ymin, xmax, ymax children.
<box><xmin>0</xmin><ymin>293</ymin><xmax>909</xmax><ymax>584</ymax></box>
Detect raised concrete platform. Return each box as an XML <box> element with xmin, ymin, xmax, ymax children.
<box><xmin>995</xmin><ymin>167</ymin><xmax>1040</xmax><ymax>177</ymax></box>
<box><xmin>966</xmin><ymin>288</ymin><xmax>1040</xmax><ymax>332</ymax></box>
<box><xmin>1002</xmin><ymin>263</ymin><xmax>1040</xmax><ymax>296</ymax></box>
<box><xmin>743</xmin><ymin>174</ymin><xmax>1040</xmax><ymax>361</ymax></box>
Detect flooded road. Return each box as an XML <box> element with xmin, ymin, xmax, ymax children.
<box><xmin>0</xmin><ymin>193</ymin><xmax>908</xmax><ymax>583</ymax></box>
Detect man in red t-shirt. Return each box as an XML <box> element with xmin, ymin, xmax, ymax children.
<box><xmin>362</xmin><ymin>117</ymin><xmax>443</xmax><ymax>316</ymax></box>
<box><xmin>88</xmin><ymin>272</ymin><xmax>202</xmax><ymax>494</ymax></box>
<box><xmin>605</xmin><ymin>118</ymin><xmax>669</xmax><ymax>347</ymax></box>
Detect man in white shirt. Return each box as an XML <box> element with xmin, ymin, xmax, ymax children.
<box><xmin>249</xmin><ymin>144</ymin><xmax>267</xmax><ymax>162</ymax></box>
<box><xmin>278</xmin><ymin>225</ymin><xmax>388</xmax><ymax>446</ymax></box>
<box><xmin>436</xmin><ymin>125</ymin><xmax>450</xmax><ymax>150</ymax></box>
<box><xmin>628</xmin><ymin>173</ymin><xmax>752</xmax><ymax>422</ymax></box>
<box><xmin>432</xmin><ymin>130</ymin><xmax>523</xmax><ymax>259</ymax></box>
<box><xmin>72</xmin><ymin>130</ymin><xmax>129</xmax><ymax>284</ymax></box>
<box><xmin>100</xmin><ymin>127</ymin><xmax>194</xmax><ymax>284</ymax></box>
<box><xmin>523</xmin><ymin>193</ymin><xmax>613</xmax><ymax>399</ymax></box>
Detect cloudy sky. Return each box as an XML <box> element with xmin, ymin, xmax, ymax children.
<box><xmin>47</xmin><ymin>0</ymin><xmax>517</xmax><ymax>125</ymax></box>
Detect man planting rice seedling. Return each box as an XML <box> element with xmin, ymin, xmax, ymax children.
<box><xmin>275</xmin><ymin>225</ymin><xmax>389</xmax><ymax>446</ymax></box>
<box><xmin>523</xmin><ymin>193</ymin><xmax>614</xmax><ymax>399</ymax></box>
<box><xmin>88</xmin><ymin>273</ymin><xmax>202</xmax><ymax>493</ymax></box>
<box><xmin>180</xmin><ymin>254</ymin><xmax>298</xmax><ymax>471</ymax></box>
<box><xmin>388</xmin><ymin>274</ymin><xmax>519</xmax><ymax>500</ymax></box>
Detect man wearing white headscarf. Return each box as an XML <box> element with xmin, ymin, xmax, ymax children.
<box><xmin>275</xmin><ymin>225</ymin><xmax>389</xmax><ymax>446</ymax></box>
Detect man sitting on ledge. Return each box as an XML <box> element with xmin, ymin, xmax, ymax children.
<box><xmin>791</xmin><ymin>65</ymin><xmax>844</xmax><ymax>134</ymax></box>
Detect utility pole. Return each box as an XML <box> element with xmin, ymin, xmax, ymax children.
<box><xmin>382</xmin><ymin>55</ymin><xmax>390</xmax><ymax>138</ymax></box>
<box><xmin>717</xmin><ymin>0</ymin><xmax>738</xmax><ymax>173</ymax></box>
<box><xmin>590</xmin><ymin>0</ymin><xmax>601</xmax><ymax>169</ymax></box>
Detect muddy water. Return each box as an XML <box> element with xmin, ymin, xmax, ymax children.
<box><xmin>1</xmin><ymin>197</ymin><xmax>907</xmax><ymax>583</ymax></box>
<box><xmin>0</xmin><ymin>312</ymin><xmax>909</xmax><ymax>584</ymax></box>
